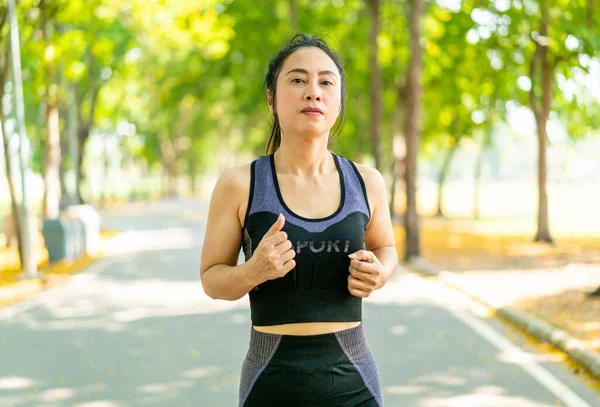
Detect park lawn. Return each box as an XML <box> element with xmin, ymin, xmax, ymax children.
<box><xmin>393</xmin><ymin>216</ymin><xmax>600</xmax><ymax>354</ymax></box>
<box><xmin>395</xmin><ymin>216</ymin><xmax>600</xmax><ymax>271</ymax></box>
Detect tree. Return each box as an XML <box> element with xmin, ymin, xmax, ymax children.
<box><xmin>0</xmin><ymin>2</ymin><xmax>25</xmax><ymax>267</ymax></box>
<box><xmin>368</xmin><ymin>0</ymin><xmax>383</xmax><ymax>171</ymax></box>
<box><xmin>528</xmin><ymin>0</ymin><xmax>553</xmax><ymax>243</ymax></box>
<box><xmin>39</xmin><ymin>0</ymin><xmax>61</xmax><ymax>219</ymax></box>
<box><xmin>404</xmin><ymin>0</ymin><xmax>423</xmax><ymax>260</ymax></box>
<box><xmin>485</xmin><ymin>0</ymin><xmax>600</xmax><ymax>243</ymax></box>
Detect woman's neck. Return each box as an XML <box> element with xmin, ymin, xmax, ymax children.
<box><xmin>274</xmin><ymin>139</ymin><xmax>333</xmax><ymax>178</ymax></box>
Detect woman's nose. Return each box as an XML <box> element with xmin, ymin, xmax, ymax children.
<box><xmin>304</xmin><ymin>82</ymin><xmax>322</xmax><ymax>101</ymax></box>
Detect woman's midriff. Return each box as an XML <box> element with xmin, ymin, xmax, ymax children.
<box><xmin>252</xmin><ymin>321</ymin><xmax>361</xmax><ymax>336</ymax></box>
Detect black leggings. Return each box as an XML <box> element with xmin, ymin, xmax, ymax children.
<box><xmin>239</xmin><ymin>324</ymin><xmax>383</xmax><ymax>407</ymax></box>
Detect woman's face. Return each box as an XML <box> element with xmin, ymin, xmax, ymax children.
<box><xmin>269</xmin><ymin>47</ymin><xmax>342</xmax><ymax>138</ymax></box>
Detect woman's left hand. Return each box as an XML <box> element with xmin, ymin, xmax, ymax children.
<box><xmin>347</xmin><ymin>250</ymin><xmax>385</xmax><ymax>298</ymax></box>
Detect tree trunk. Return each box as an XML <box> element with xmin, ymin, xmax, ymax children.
<box><xmin>40</xmin><ymin>1</ymin><xmax>61</xmax><ymax>219</ymax></box>
<box><xmin>75</xmin><ymin>125</ymin><xmax>88</xmax><ymax>204</ymax></box>
<box><xmin>436</xmin><ymin>140</ymin><xmax>458</xmax><ymax>217</ymax></box>
<box><xmin>0</xmin><ymin>14</ymin><xmax>24</xmax><ymax>266</ymax></box>
<box><xmin>529</xmin><ymin>1</ymin><xmax>553</xmax><ymax>244</ymax></box>
<box><xmin>534</xmin><ymin>114</ymin><xmax>552</xmax><ymax>243</ymax></box>
<box><xmin>161</xmin><ymin>168</ymin><xmax>178</xmax><ymax>198</ymax></box>
<box><xmin>75</xmin><ymin>82</ymin><xmax>102</xmax><ymax>204</ymax></box>
<box><xmin>404</xmin><ymin>0</ymin><xmax>423</xmax><ymax>260</ymax></box>
<box><xmin>368</xmin><ymin>0</ymin><xmax>382</xmax><ymax>171</ymax></box>
<box><xmin>188</xmin><ymin>157</ymin><xmax>197</xmax><ymax>196</ymax></box>
<box><xmin>1</xmin><ymin>113</ymin><xmax>25</xmax><ymax>267</ymax></box>
<box><xmin>159</xmin><ymin>100</ymin><xmax>191</xmax><ymax>199</ymax></box>
<box><xmin>57</xmin><ymin>66</ymin><xmax>74</xmax><ymax>209</ymax></box>
<box><xmin>68</xmin><ymin>84</ymin><xmax>79</xmax><ymax>205</ymax></box>
<box><xmin>159</xmin><ymin>133</ymin><xmax>179</xmax><ymax>198</ymax></box>
<box><xmin>390</xmin><ymin>86</ymin><xmax>406</xmax><ymax>219</ymax></box>
<box><xmin>167</xmin><ymin>165</ymin><xmax>178</xmax><ymax>197</ymax></box>
<box><xmin>56</xmin><ymin>33</ymin><xmax>69</xmax><ymax>210</ymax></box>
<box><xmin>42</xmin><ymin>101</ymin><xmax>61</xmax><ymax>218</ymax></box>
<box><xmin>474</xmin><ymin>93</ymin><xmax>497</xmax><ymax>220</ymax></box>
<box><xmin>58</xmin><ymin>136</ymin><xmax>69</xmax><ymax>209</ymax></box>
<box><xmin>390</xmin><ymin>24</ymin><xmax>406</xmax><ymax>220</ymax></box>
<box><xmin>76</xmin><ymin>122</ymin><xmax>97</xmax><ymax>204</ymax></box>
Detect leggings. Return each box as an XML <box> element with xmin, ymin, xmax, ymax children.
<box><xmin>239</xmin><ymin>324</ymin><xmax>383</xmax><ymax>407</ymax></box>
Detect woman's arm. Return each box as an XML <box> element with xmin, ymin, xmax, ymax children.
<box><xmin>347</xmin><ymin>164</ymin><xmax>399</xmax><ymax>297</ymax></box>
<box><xmin>200</xmin><ymin>165</ymin><xmax>258</xmax><ymax>301</ymax></box>
<box><xmin>363</xmin><ymin>165</ymin><xmax>399</xmax><ymax>285</ymax></box>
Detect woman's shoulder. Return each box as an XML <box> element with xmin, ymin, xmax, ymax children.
<box><xmin>217</xmin><ymin>162</ymin><xmax>252</xmax><ymax>192</ymax></box>
<box><xmin>342</xmin><ymin>158</ymin><xmax>387</xmax><ymax>218</ymax></box>
<box><xmin>214</xmin><ymin>161</ymin><xmax>255</xmax><ymax>227</ymax></box>
<box><xmin>343</xmin><ymin>158</ymin><xmax>385</xmax><ymax>192</ymax></box>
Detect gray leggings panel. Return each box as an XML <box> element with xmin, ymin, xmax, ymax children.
<box><xmin>238</xmin><ymin>329</ymin><xmax>282</xmax><ymax>407</ymax></box>
<box><xmin>334</xmin><ymin>327</ymin><xmax>383</xmax><ymax>407</ymax></box>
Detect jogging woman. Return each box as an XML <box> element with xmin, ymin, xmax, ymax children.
<box><xmin>200</xmin><ymin>33</ymin><xmax>398</xmax><ymax>407</ymax></box>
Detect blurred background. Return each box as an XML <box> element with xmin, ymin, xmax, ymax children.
<box><xmin>1</xmin><ymin>1</ymin><xmax>600</xmax><ymax>405</ymax></box>
<box><xmin>1</xmin><ymin>1</ymin><xmax>599</xmax><ymax>297</ymax></box>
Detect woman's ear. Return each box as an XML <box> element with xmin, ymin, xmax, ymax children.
<box><xmin>267</xmin><ymin>89</ymin><xmax>274</xmax><ymax>114</ymax></box>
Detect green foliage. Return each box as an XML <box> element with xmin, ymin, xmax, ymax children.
<box><xmin>2</xmin><ymin>0</ymin><xmax>598</xmax><ymax>183</ymax></box>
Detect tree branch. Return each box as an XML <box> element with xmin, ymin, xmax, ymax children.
<box><xmin>552</xmin><ymin>50</ymin><xmax>580</xmax><ymax>70</ymax></box>
<box><xmin>87</xmin><ymin>85</ymin><xmax>102</xmax><ymax>128</ymax></box>
<box><xmin>0</xmin><ymin>3</ymin><xmax>11</xmax><ymax>87</ymax></box>
<box><xmin>0</xmin><ymin>5</ymin><xmax>8</xmax><ymax>30</ymax></box>
<box><xmin>77</xmin><ymin>49</ymin><xmax>97</xmax><ymax>127</ymax></box>
<box><xmin>0</xmin><ymin>31</ymin><xmax>11</xmax><ymax>89</ymax></box>
<box><xmin>0</xmin><ymin>0</ymin><xmax>22</xmax><ymax>30</ymax></box>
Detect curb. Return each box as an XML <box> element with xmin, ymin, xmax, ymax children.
<box><xmin>409</xmin><ymin>256</ymin><xmax>600</xmax><ymax>380</ymax></box>
<box><xmin>0</xmin><ymin>278</ymin><xmax>44</xmax><ymax>305</ymax></box>
<box><xmin>0</xmin><ymin>230</ymin><xmax>119</xmax><ymax>307</ymax></box>
<box><xmin>0</xmin><ymin>257</ymin><xmax>96</xmax><ymax>307</ymax></box>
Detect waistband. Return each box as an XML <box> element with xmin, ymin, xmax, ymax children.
<box><xmin>249</xmin><ymin>289</ymin><xmax>362</xmax><ymax>326</ymax></box>
<box><xmin>245</xmin><ymin>324</ymin><xmax>371</xmax><ymax>366</ymax></box>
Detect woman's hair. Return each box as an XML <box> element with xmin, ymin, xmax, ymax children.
<box><xmin>264</xmin><ymin>33</ymin><xmax>347</xmax><ymax>155</ymax></box>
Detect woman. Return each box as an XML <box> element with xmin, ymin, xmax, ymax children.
<box><xmin>199</xmin><ymin>34</ymin><xmax>398</xmax><ymax>407</ymax></box>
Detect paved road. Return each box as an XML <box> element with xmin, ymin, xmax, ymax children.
<box><xmin>1</xmin><ymin>199</ymin><xmax>598</xmax><ymax>407</ymax></box>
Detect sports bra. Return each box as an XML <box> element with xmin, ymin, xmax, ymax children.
<box><xmin>241</xmin><ymin>152</ymin><xmax>371</xmax><ymax>326</ymax></box>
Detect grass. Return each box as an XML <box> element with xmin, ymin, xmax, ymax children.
<box><xmin>393</xmin><ymin>216</ymin><xmax>600</xmax><ymax>272</ymax></box>
<box><xmin>392</xmin><ymin>213</ymin><xmax>600</xmax><ymax>357</ymax></box>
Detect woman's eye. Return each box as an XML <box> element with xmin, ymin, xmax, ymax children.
<box><xmin>292</xmin><ymin>78</ymin><xmax>304</xmax><ymax>83</ymax></box>
<box><xmin>322</xmin><ymin>81</ymin><xmax>333</xmax><ymax>86</ymax></box>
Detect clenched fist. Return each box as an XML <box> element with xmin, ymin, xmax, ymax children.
<box><xmin>347</xmin><ymin>250</ymin><xmax>384</xmax><ymax>298</ymax></box>
<box><xmin>247</xmin><ymin>213</ymin><xmax>296</xmax><ymax>286</ymax></box>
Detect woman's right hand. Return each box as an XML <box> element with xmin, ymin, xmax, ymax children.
<box><xmin>247</xmin><ymin>213</ymin><xmax>296</xmax><ymax>285</ymax></box>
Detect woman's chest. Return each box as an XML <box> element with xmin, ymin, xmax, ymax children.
<box><xmin>277</xmin><ymin>175</ymin><xmax>342</xmax><ymax>219</ymax></box>
<box><xmin>246</xmin><ymin>213</ymin><xmax>368</xmax><ymax>259</ymax></box>
<box><xmin>246</xmin><ymin>213</ymin><xmax>369</xmax><ymax>290</ymax></box>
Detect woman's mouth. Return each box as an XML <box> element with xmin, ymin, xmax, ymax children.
<box><xmin>301</xmin><ymin>107</ymin><xmax>324</xmax><ymax>116</ymax></box>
